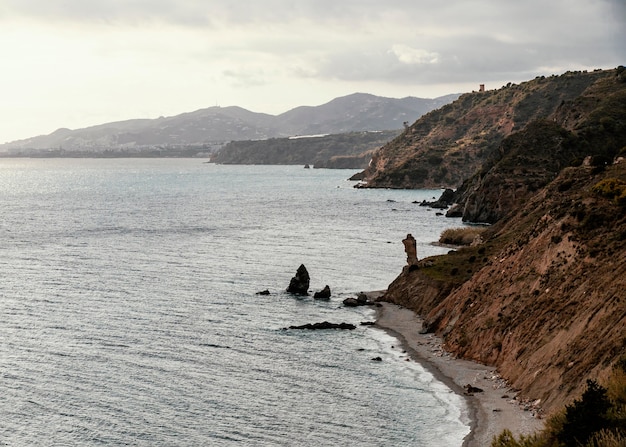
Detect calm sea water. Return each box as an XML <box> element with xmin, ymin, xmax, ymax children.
<box><xmin>0</xmin><ymin>159</ymin><xmax>469</xmax><ymax>446</ymax></box>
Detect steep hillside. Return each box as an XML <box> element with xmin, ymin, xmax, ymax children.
<box><xmin>382</xmin><ymin>161</ymin><xmax>626</xmax><ymax>414</ymax></box>
<box><xmin>453</xmin><ymin>68</ymin><xmax>626</xmax><ymax>223</ymax></box>
<box><xmin>212</xmin><ymin>130</ymin><xmax>399</xmax><ymax>167</ymax></box>
<box><xmin>357</xmin><ymin>69</ymin><xmax>620</xmax><ymax>189</ymax></box>
<box><xmin>0</xmin><ymin>93</ymin><xmax>457</xmax><ymax>155</ymax></box>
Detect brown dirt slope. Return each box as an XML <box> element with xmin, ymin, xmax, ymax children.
<box><xmin>382</xmin><ymin>161</ymin><xmax>626</xmax><ymax>414</ymax></box>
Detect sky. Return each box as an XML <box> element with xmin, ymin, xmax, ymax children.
<box><xmin>0</xmin><ymin>0</ymin><xmax>624</xmax><ymax>144</ymax></box>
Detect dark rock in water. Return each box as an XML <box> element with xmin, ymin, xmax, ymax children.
<box><xmin>360</xmin><ymin>321</ymin><xmax>376</xmax><ymax>326</ymax></box>
<box><xmin>371</xmin><ymin>356</ymin><xmax>383</xmax><ymax>362</ymax></box>
<box><xmin>343</xmin><ymin>297</ymin><xmax>359</xmax><ymax>307</ymax></box>
<box><xmin>287</xmin><ymin>264</ymin><xmax>310</xmax><ymax>295</ymax></box>
<box><xmin>419</xmin><ymin>188</ymin><xmax>457</xmax><ymax>209</ymax></box>
<box><xmin>256</xmin><ymin>289</ymin><xmax>271</xmax><ymax>295</ymax></box>
<box><xmin>343</xmin><ymin>293</ymin><xmax>375</xmax><ymax>307</ymax></box>
<box><xmin>304</xmin><ymin>164</ymin><xmax>310</xmax><ymax>169</ymax></box>
<box><xmin>313</xmin><ymin>285</ymin><xmax>331</xmax><ymax>299</ymax></box>
<box><xmin>446</xmin><ymin>203</ymin><xmax>464</xmax><ymax>218</ymax></box>
<box><xmin>286</xmin><ymin>321</ymin><xmax>356</xmax><ymax>330</ymax></box>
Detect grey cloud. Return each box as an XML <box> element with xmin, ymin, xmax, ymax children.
<box><xmin>3</xmin><ymin>0</ymin><xmax>622</xmax><ymax>87</ymax></box>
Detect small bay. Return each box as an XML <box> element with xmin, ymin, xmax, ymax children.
<box><xmin>0</xmin><ymin>159</ymin><xmax>469</xmax><ymax>446</ymax></box>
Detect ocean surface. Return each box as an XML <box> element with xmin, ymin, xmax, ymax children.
<box><xmin>0</xmin><ymin>159</ymin><xmax>470</xmax><ymax>446</ymax></box>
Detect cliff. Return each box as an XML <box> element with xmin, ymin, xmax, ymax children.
<box><xmin>375</xmin><ymin>67</ymin><xmax>626</xmax><ymax>415</ymax></box>
<box><xmin>356</xmin><ymin>68</ymin><xmax>622</xmax><ymax>190</ymax></box>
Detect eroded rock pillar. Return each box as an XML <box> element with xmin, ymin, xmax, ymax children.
<box><xmin>402</xmin><ymin>233</ymin><xmax>418</xmax><ymax>266</ymax></box>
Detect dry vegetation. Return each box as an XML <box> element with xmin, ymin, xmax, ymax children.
<box><xmin>439</xmin><ymin>226</ymin><xmax>487</xmax><ymax>245</ymax></box>
<box><xmin>491</xmin><ymin>359</ymin><xmax>626</xmax><ymax>447</ymax></box>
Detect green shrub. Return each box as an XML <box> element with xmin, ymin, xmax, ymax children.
<box><xmin>559</xmin><ymin>380</ymin><xmax>612</xmax><ymax>446</ymax></box>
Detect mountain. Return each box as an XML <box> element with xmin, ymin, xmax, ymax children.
<box><xmin>0</xmin><ymin>93</ymin><xmax>459</xmax><ymax>156</ymax></box>
<box><xmin>276</xmin><ymin>93</ymin><xmax>459</xmax><ymax>136</ymax></box>
<box><xmin>356</xmin><ymin>69</ymin><xmax>623</xmax><ymax>190</ymax></box>
<box><xmin>372</xmin><ymin>66</ymin><xmax>626</xmax><ymax>420</ymax></box>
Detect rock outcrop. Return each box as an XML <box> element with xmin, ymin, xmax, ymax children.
<box><xmin>287</xmin><ymin>264</ymin><xmax>310</xmax><ymax>295</ymax></box>
<box><xmin>402</xmin><ymin>233</ymin><xmax>418</xmax><ymax>266</ymax></box>
<box><xmin>313</xmin><ymin>285</ymin><xmax>331</xmax><ymax>299</ymax></box>
<box><xmin>343</xmin><ymin>293</ymin><xmax>376</xmax><ymax>307</ymax></box>
<box><xmin>419</xmin><ymin>188</ymin><xmax>456</xmax><ymax>209</ymax></box>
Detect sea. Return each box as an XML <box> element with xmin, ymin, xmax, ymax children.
<box><xmin>0</xmin><ymin>159</ymin><xmax>470</xmax><ymax>446</ymax></box>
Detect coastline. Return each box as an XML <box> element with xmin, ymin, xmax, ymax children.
<box><xmin>373</xmin><ymin>300</ymin><xmax>543</xmax><ymax>447</ymax></box>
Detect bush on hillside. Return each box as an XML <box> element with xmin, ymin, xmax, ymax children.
<box><xmin>592</xmin><ymin>178</ymin><xmax>626</xmax><ymax>206</ymax></box>
<box><xmin>439</xmin><ymin>227</ymin><xmax>486</xmax><ymax>246</ymax></box>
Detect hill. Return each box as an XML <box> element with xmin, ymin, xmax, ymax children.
<box><xmin>373</xmin><ymin>66</ymin><xmax>626</xmax><ymax>419</ymax></box>
<box><xmin>0</xmin><ymin>93</ymin><xmax>458</xmax><ymax>156</ymax></box>
<box><xmin>356</xmin><ymin>69</ymin><xmax>623</xmax><ymax>190</ymax></box>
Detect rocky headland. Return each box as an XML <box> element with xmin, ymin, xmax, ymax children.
<box><xmin>363</xmin><ymin>67</ymin><xmax>626</xmax><ymax>443</ymax></box>
<box><xmin>355</xmin><ymin>68</ymin><xmax>625</xmax><ymax>194</ymax></box>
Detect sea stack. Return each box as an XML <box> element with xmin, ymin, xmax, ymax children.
<box><xmin>287</xmin><ymin>264</ymin><xmax>310</xmax><ymax>295</ymax></box>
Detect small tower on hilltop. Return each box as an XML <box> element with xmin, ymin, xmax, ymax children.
<box><xmin>479</xmin><ymin>84</ymin><xmax>485</xmax><ymax>92</ymax></box>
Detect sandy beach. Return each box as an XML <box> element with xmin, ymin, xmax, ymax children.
<box><xmin>374</xmin><ymin>301</ymin><xmax>544</xmax><ymax>447</ymax></box>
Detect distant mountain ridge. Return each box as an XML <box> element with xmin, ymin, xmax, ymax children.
<box><xmin>0</xmin><ymin>93</ymin><xmax>459</xmax><ymax>154</ymax></box>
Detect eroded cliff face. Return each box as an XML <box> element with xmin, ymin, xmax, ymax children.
<box><xmin>383</xmin><ymin>163</ymin><xmax>626</xmax><ymax>413</ymax></box>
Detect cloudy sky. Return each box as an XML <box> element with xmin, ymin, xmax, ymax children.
<box><xmin>1</xmin><ymin>0</ymin><xmax>624</xmax><ymax>143</ymax></box>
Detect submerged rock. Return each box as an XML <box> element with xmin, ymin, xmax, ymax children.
<box><xmin>287</xmin><ymin>264</ymin><xmax>310</xmax><ymax>295</ymax></box>
<box><xmin>286</xmin><ymin>321</ymin><xmax>356</xmax><ymax>330</ymax></box>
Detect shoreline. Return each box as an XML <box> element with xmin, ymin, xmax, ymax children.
<box><xmin>372</xmin><ymin>300</ymin><xmax>543</xmax><ymax>447</ymax></box>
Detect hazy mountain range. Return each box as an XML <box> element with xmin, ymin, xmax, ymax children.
<box><xmin>1</xmin><ymin>92</ymin><xmax>459</xmax><ymax>155</ymax></box>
